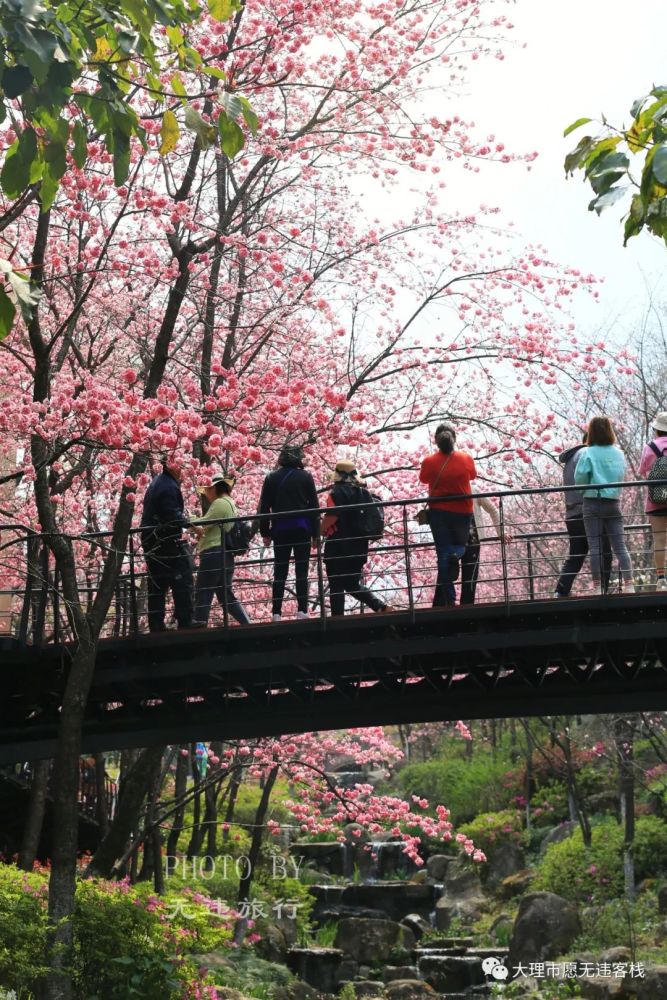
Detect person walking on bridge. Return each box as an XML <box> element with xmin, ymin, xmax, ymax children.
<box><xmin>140</xmin><ymin>457</ymin><xmax>195</xmax><ymax>631</ymax></box>
<box><xmin>322</xmin><ymin>460</ymin><xmax>392</xmax><ymax>616</ymax></box>
<box><xmin>258</xmin><ymin>444</ymin><xmax>319</xmax><ymax>621</ymax></box>
<box><xmin>419</xmin><ymin>424</ymin><xmax>476</xmax><ymax>607</ymax></box>
<box><xmin>191</xmin><ymin>473</ymin><xmax>250</xmax><ymax>627</ymax></box>
<box><xmin>638</xmin><ymin>412</ymin><xmax>667</xmax><ymax>592</ymax></box>
<box><xmin>574</xmin><ymin>416</ymin><xmax>635</xmax><ymax>595</ymax></box>
<box><xmin>554</xmin><ymin>432</ymin><xmax>612</xmax><ymax>598</ymax></box>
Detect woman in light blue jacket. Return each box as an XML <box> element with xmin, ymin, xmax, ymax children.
<box><xmin>574</xmin><ymin>416</ymin><xmax>634</xmax><ymax>594</ymax></box>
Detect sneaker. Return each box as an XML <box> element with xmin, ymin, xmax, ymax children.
<box><xmin>553</xmin><ymin>591</ymin><xmax>565</xmax><ymax>599</ymax></box>
<box><xmin>272</xmin><ymin>614</ymin><xmax>282</xmax><ymax>622</ymax></box>
<box><xmin>623</xmin><ymin>583</ymin><xmax>636</xmax><ymax>594</ymax></box>
<box><xmin>657</xmin><ymin>577</ymin><xmax>667</xmax><ymax>592</ymax></box>
<box><xmin>296</xmin><ymin>610</ymin><xmax>310</xmax><ymax>620</ymax></box>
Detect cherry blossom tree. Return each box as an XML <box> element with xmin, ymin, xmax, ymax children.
<box><xmin>0</xmin><ymin>1</ymin><xmax>617</xmax><ymax>993</ymax></box>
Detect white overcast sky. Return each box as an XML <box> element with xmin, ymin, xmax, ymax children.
<box><xmin>451</xmin><ymin>0</ymin><xmax>667</xmax><ymax>337</ymax></box>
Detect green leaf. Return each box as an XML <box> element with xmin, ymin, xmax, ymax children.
<box><xmin>563</xmin><ymin>116</ymin><xmax>592</xmax><ymax>138</ymax></box>
<box><xmin>203</xmin><ymin>65</ymin><xmax>226</xmax><ymax>81</ymax></box>
<box><xmin>39</xmin><ymin>168</ymin><xmax>59</xmax><ymax>212</ymax></box>
<box><xmin>218</xmin><ymin>110</ymin><xmax>244</xmax><ymax>158</ymax></box>
<box><xmin>112</xmin><ymin>130</ymin><xmax>131</xmax><ymax>185</ymax></box>
<box><xmin>7</xmin><ymin>270</ymin><xmax>41</xmax><ymax>324</ymax></box>
<box><xmin>44</xmin><ymin>140</ymin><xmax>67</xmax><ymax>180</ymax></box>
<box><xmin>589</xmin><ymin>185</ymin><xmax>629</xmax><ymax>215</ymax></box>
<box><xmin>72</xmin><ymin>121</ymin><xmax>88</xmax><ymax>168</ymax></box>
<box><xmin>652</xmin><ymin>145</ymin><xmax>667</xmax><ymax>186</ymax></box>
<box><xmin>0</xmin><ymin>286</ymin><xmax>16</xmax><ymax>340</ymax></box>
<box><xmin>631</xmin><ymin>93</ymin><xmax>649</xmax><ymax>118</ymax></box>
<box><xmin>171</xmin><ymin>72</ymin><xmax>187</xmax><ymax>98</ymax></box>
<box><xmin>238</xmin><ymin>96</ymin><xmax>258</xmax><ymax>136</ymax></box>
<box><xmin>208</xmin><ymin>0</ymin><xmax>240</xmax><ymax>22</ymax></box>
<box><xmin>564</xmin><ymin>135</ymin><xmax>596</xmax><ymax>176</ymax></box>
<box><xmin>184</xmin><ymin>104</ymin><xmax>216</xmax><ymax>148</ymax></box>
<box><xmin>2</xmin><ymin>64</ymin><xmax>34</xmax><ymax>98</ymax></box>
<box><xmin>220</xmin><ymin>91</ymin><xmax>242</xmax><ymax>121</ymax></box>
<box><xmin>159</xmin><ymin>108</ymin><xmax>179</xmax><ymax>154</ymax></box>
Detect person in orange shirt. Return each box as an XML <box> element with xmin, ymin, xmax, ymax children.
<box><xmin>419</xmin><ymin>424</ymin><xmax>476</xmax><ymax>607</ymax></box>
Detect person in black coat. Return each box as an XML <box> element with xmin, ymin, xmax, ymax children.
<box><xmin>140</xmin><ymin>458</ymin><xmax>195</xmax><ymax>631</ymax></box>
<box><xmin>258</xmin><ymin>445</ymin><xmax>319</xmax><ymax>620</ymax></box>
<box><xmin>322</xmin><ymin>461</ymin><xmax>390</xmax><ymax>617</ymax></box>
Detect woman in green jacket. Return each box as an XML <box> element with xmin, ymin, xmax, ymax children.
<box><xmin>574</xmin><ymin>416</ymin><xmax>634</xmax><ymax>595</ymax></box>
<box><xmin>192</xmin><ymin>474</ymin><xmax>250</xmax><ymax>626</ymax></box>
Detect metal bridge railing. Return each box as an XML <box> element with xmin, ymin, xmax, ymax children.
<box><xmin>1</xmin><ymin>479</ymin><xmax>665</xmax><ymax>644</ymax></box>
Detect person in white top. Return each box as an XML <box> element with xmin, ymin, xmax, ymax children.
<box><xmin>460</xmin><ymin>494</ymin><xmax>506</xmax><ymax>605</ymax></box>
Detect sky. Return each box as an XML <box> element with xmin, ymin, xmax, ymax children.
<box><xmin>452</xmin><ymin>0</ymin><xmax>667</xmax><ymax>337</ymax></box>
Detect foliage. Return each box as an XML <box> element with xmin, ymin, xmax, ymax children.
<box><xmin>571</xmin><ymin>893</ymin><xmax>659</xmax><ymax>956</ymax></box>
<box><xmin>0</xmin><ymin>864</ymin><xmax>231</xmax><ymax>997</ymax></box>
<box><xmin>564</xmin><ymin>86</ymin><xmax>667</xmax><ymax>246</ymax></box>
<box><xmin>397</xmin><ymin>756</ymin><xmax>518</xmax><ymax>824</ymax></box>
<box><xmin>315</xmin><ymin>921</ymin><xmax>339</xmax><ymax>947</ymax></box>
<box><xmin>458</xmin><ymin>809</ymin><xmax>525</xmax><ymax>859</ymax></box>
<box><xmin>535</xmin><ymin>817</ymin><xmax>667</xmax><ymax>902</ymax></box>
<box><xmin>528</xmin><ymin>780</ymin><xmax>570</xmax><ymax>827</ymax></box>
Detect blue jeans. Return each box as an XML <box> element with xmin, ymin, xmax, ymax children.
<box><xmin>429</xmin><ymin>509</ymin><xmax>472</xmax><ymax>606</ymax></box>
<box><xmin>582</xmin><ymin>498</ymin><xmax>633</xmax><ymax>586</ymax></box>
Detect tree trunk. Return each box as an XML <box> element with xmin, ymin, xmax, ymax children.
<box><xmin>166</xmin><ymin>748</ymin><xmax>189</xmax><ymax>858</ymax></box>
<box><xmin>94</xmin><ymin>754</ymin><xmax>109</xmax><ymax>837</ymax></box>
<box><xmin>616</xmin><ymin>717</ymin><xmax>636</xmax><ymax>901</ymax></box>
<box><xmin>87</xmin><ymin>746</ymin><xmax>163</xmax><ymax>878</ymax></box>
<box><xmin>238</xmin><ymin>764</ymin><xmax>278</xmax><ymax>903</ymax></box>
<box><xmin>187</xmin><ymin>747</ymin><xmax>203</xmax><ymax>858</ymax></box>
<box><xmin>19</xmin><ymin>759</ymin><xmax>51</xmax><ymax>870</ymax></box>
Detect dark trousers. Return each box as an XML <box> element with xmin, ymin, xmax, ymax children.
<box><xmin>556</xmin><ymin>516</ymin><xmax>612</xmax><ymax>596</ymax></box>
<box><xmin>460</xmin><ymin>540</ymin><xmax>480</xmax><ymax>606</ymax></box>
<box><xmin>429</xmin><ymin>509</ymin><xmax>472</xmax><ymax>607</ymax></box>
<box><xmin>194</xmin><ymin>548</ymin><xmax>249</xmax><ymax>625</ymax></box>
<box><xmin>325</xmin><ymin>546</ymin><xmax>385</xmax><ymax>616</ymax></box>
<box><xmin>145</xmin><ymin>544</ymin><xmax>193</xmax><ymax>631</ymax></box>
<box><xmin>272</xmin><ymin>529</ymin><xmax>311</xmax><ymax>615</ymax></box>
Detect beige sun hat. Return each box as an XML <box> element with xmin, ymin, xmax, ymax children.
<box><xmin>333</xmin><ymin>460</ymin><xmax>364</xmax><ymax>484</ymax></box>
<box><xmin>198</xmin><ymin>472</ymin><xmax>235</xmax><ymax>494</ymax></box>
<box><xmin>652</xmin><ymin>412</ymin><xmax>667</xmax><ymax>434</ymax></box>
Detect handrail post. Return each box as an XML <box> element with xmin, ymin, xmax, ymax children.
<box><xmin>315</xmin><ymin>530</ymin><xmax>326</xmax><ymax>630</ymax></box>
<box><xmin>402</xmin><ymin>504</ymin><xmax>415</xmax><ymax>622</ymax></box>
<box><xmin>53</xmin><ymin>567</ymin><xmax>61</xmax><ymax>643</ymax></box>
<box><xmin>128</xmin><ymin>533</ymin><xmax>139</xmax><ymax>638</ymax></box>
<box><xmin>499</xmin><ymin>496</ymin><xmax>510</xmax><ymax>611</ymax></box>
<box><xmin>526</xmin><ymin>539</ymin><xmax>535</xmax><ymax>601</ymax></box>
<box><xmin>221</xmin><ymin>536</ymin><xmax>230</xmax><ymax>630</ymax></box>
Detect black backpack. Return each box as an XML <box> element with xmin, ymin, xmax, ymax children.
<box><xmin>333</xmin><ymin>484</ymin><xmax>385</xmax><ymax>541</ymax></box>
<box><xmin>225</xmin><ymin>520</ymin><xmax>253</xmax><ymax>557</ymax></box>
<box><xmin>648</xmin><ymin>442</ymin><xmax>667</xmax><ymax>504</ymax></box>
<box><xmin>357</xmin><ymin>487</ymin><xmax>385</xmax><ymax>541</ymax></box>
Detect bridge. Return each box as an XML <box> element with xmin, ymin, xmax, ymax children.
<box><xmin>1</xmin><ymin>481</ymin><xmax>666</xmax><ymax>763</ymax></box>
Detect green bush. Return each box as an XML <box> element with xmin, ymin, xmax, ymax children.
<box><xmin>458</xmin><ymin>810</ymin><xmax>525</xmax><ymax>859</ymax></box>
<box><xmin>535</xmin><ymin>817</ymin><xmax>667</xmax><ymax>903</ymax></box>
<box><xmin>396</xmin><ymin>755</ymin><xmax>518</xmax><ymax>824</ymax></box>
<box><xmin>0</xmin><ymin>867</ymin><xmax>48</xmax><ymax>990</ymax></box>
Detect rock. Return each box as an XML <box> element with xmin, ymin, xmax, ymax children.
<box><xmin>400</xmin><ymin>914</ymin><xmax>430</xmax><ymax>940</ymax></box>
<box><xmin>339</xmin><ymin>883</ymin><xmax>438</xmax><ymax>922</ymax></box>
<box><xmin>600</xmin><ymin>947</ymin><xmax>632</xmax><ymax>965</ymax></box>
<box><xmin>417</xmin><ymin>955</ymin><xmax>485</xmax><ymax>993</ymax></box>
<box><xmin>272</xmin><ymin>985</ymin><xmax>317</xmax><ymax>1000</ymax></box>
<box><xmin>344</xmin><ymin>823</ymin><xmax>371</xmax><ymax>843</ymax></box>
<box><xmin>634</xmin><ymin>965</ymin><xmax>667</xmax><ymax>999</ymax></box>
<box><xmin>587</xmin><ymin>790</ymin><xmax>619</xmax><ymax>815</ymax></box>
<box><xmin>540</xmin><ymin>821</ymin><xmax>578</xmax><ymax>854</ymax></box>
<box><xmin>488</xmin><ymin>913</ymin><xmax>514</xmax><ymax>944</ymax></box>
<box><xmin>578</xmin><ymin>977</ymin><xmax>626</xmax><ymax>999</ymax></box>
<box><xmin>318</xmin><ymin>905</ymin><xmax>390</xmax><ymax>924</ymax></box>
<box><xmin>434</xmin><ymin>861</ymin><xmax>486</xmax><ymax>931</ymax></box>
<box><xmin>508</xmin><ymin>892</ymin><xmax>581</xmax><ymax>967</ymax></box>
<box><xmin>347</xmin><ymin>981</ymin><xmax>386</xmax><ymax>998</ymax></box>
<box><xmin>487</xmin><ymin>842</ymin><xmax>526</xmax><ymax>888</ymax></box>
<box><xmin>286</xmin><ymin>947</ymin><xmax>344</xmax><ymax>994</ymax></box>
<box><xmin>291</xmin><ymin>842</ymin><xmax>347</xmax><ymax>876</ymax></box>
<box><xmin>426</xmin><ymin>854</ymin><xmax>453</xmax><ymax>882</ymax></box>
<box><xmin>212</xmin><ymin>990</ymin><xmax>253</xmax><ymax>1000</ymax></box>
<box><xmin>383</xmin><ymin>966</ymin><xmax>419</xmax><ymax>983</ymax></box>
<box><xmin>499</xmin><ymin>869</ymin><xmax>536</xmax><ymax>900</ymax></box>
<box><xmin>338</xmin><ymin>958</ymin><xmax>359</xmax><ymax>982</ymax></box>
<box><xmin>409</xmin><ymin>870</ymin><xmax>428</xmax><ymax>885</ymax></box>
<box><xmin>335</xmin><ymin>918</ymin><xmax>416</xmax><ymax>964</ymax></box>
<box><xmin>191</xmin><ymin>953</ymin><xmax>235</xmax><ymax>974</ymax></box>
<box><xmin>255</xmin><ymin>923</ymin><xmax>288</xmax><ymax>963</ymax></box>
<box><xmin>386</xmin><ymin>981</ymin><xmax>435</xmax><ymax>1000</ymax></box>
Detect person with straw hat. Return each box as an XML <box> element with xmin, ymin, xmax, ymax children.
<box><xmin>639</xmin><ymin>411</ymin><xmax>667</xmax><ymax>591</ymax></box>
<box><xmin>191</xmin><ymin>472</ymin><xmax>250</xmax><ymax>626</ymax></box>
<box><xmin>322</xmin><ymin>460</ymin><xmax>392</xmax><ymax>617</ymax></box>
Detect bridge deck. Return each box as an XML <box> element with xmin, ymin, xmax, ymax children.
<box><xmin>2</xmin><ymin>594</ymin><xmax>666</xmax><ymax>763</ymax></box>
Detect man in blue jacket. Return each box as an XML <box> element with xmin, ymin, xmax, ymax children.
<box><xmin>140</xmin><ymin>457</ymin><xmax>195</xmax><ymax>631</ymax></box>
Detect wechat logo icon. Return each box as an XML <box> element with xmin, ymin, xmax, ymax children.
<box><xmin>482</xmin><ymin>957</ymin><xmax>509</xmax><ymax>981</ymax></box>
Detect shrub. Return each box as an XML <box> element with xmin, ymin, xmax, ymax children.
<box><xmin>0</xmin><ymin>866</ymin><xmax>48</xmax><ymax>991</ymax></box>
<box><xmin>396</xmin><ymin>756</ymin><xmax>518</xmax><ymax>824</ymax></box>
<box><xmin>458</xmin><ymin>810</ymin><xmax>525</xmax><ymax>859</ymax></box>
<box><xmin>535</xmin><ymin>817</ymin><xmax>667</xmax><ymax>903</ymax></box>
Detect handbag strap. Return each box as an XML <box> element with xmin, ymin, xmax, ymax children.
<box><xmin>431</xmin><ymin>453</ymin><xmax>453</xmax><ymax>493</ymax></box>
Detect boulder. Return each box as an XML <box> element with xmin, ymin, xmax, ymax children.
<box><xmin>346</xmin><ymin>982</ymin><xmax>387</xmax><ymax>998</ymax></box>
<box><xmin>400</xmin><ymin>914</ymin><xmax>430</xmax><ymax>940</ymax></box>
<box><xmin>383</xmin><ymin>967</ymin><xmax>419</xmax><ymax>983</ymax></box>
<box><xmin>426</xmin><ymin>854</ymin><xmax>452</xmax><ymax>882</ymax></box>
<box><xmin>335</xmin><ymin>918</ymin><xmax>416</xmax><ymax>964</ymax></box>
<box><xmin>488</xmin><ymin>912</ymin><xmax>514</xmax><ymax>944</ymax></box>
<box><xmin>291</xmin><ymin>842</ymin><xmax>347</xmax><ymax>876</ymax></box>
<box><xmin>255</xmin><ymin>923</ymin><xmax>288</xmax><ymax>963</ymax></box>
<box><xmin>212</xmin><ymin>990</ymin><xmax>252</xmax><ymax>1000</ymax></box>
<box><xmin>658</xmin><ymin>882</ymin><xmax>667</xmax><ymax>915</ymax></box>
<box><xmin>600</xmin><ymin>947</ymin><xmax>632</xmax><ymax>965</ymax></box>
<box><xmin>272</xmin><ymin>984</ymin><xmax>318</xmax><ymax>1000</ymax></box>
<box><xmin>499</xmin><ymin>869</ymin><xmax>536</xmax><ymax>900</ymax></box>
<box><xmin>578</xmin><ymin>977</ymin><xmax>626</xmax><ymax>999</ymax></box>
<box><xmin>540</xmin><ymin>821</ymin><xmax>578</xmax><ymax>854</ymax></box>
<box><xmin>339</xmin><ymin>883</ymin><xmax>437</xmax><ymax>922</ymax></box>
<box><xmin>386</xmin><ymin>981</ymin><xmax>435</xmax><ymax>1000</ymax></box>
<box><xmin>286</xmin><ymin>947</ymin><xmax>344</xmax><ymax>994</ymax></box>
<box><xmin>634</xmin><ymin>965</ymin><xmax>667</xmax><ymax>999</ymax></box>
<box><xmin>486</xmin><ymin>842</ymin><xmax>526</xmax><ymax>887</ymax></box>
<box><xmin>434</xmin><ymin>861</ymin><xmax>485</xmax><ymax>931</ymax></box>
<box><xmin>417</xmin><ymin>955</ymin><xmax>485</xmax><ymax>992</ymax></box>
<box><xmin>508</xmin><ymin>892</ymin><xmax>581</xmax><ymax>967</ymax></box>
